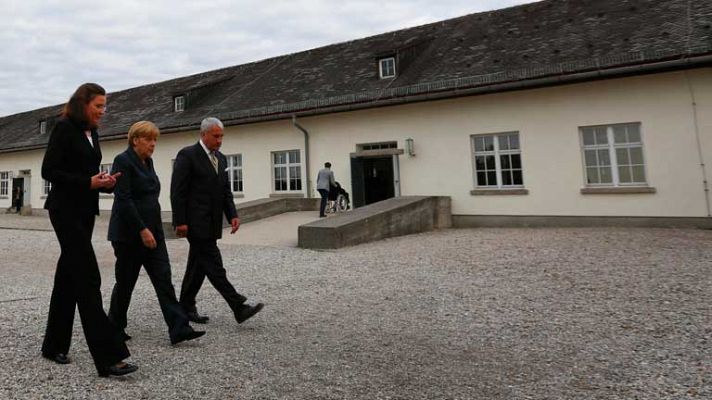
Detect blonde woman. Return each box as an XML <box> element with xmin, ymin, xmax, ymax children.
<box><xmin>107</xmin><ymin>121</ymin><xmax>205</xmax><ymax>345</ymax></box>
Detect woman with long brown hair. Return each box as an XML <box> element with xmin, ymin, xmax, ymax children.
<box><xmin>41</xmin><ymin>83</ymin><xmax>138</xmax><ymax>377</ymax></box>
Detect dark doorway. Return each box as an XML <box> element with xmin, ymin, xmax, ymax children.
<box><xmin>12</xmin><ymin>178</ymin><xmax>23</xmax><ymax>212</ymax></box>
<box><xmin>350</xmin><ymin>156</ymin><xmax>394</xmax><ymax>208</ymax></box>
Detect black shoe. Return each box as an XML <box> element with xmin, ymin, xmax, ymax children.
<box><xmin>171</xmin><ymin>329</ymin><xmax>206</xmax><ymax>345</ymax></box>
<box><xmin>186</xmin><ymin>311</ymin><xmax>209</xmax><ymax>324</ymax></box>
<box><xmin>235</xmin><ymin>303</ymin><xmax>264</xmax><ymax>324</ymax></box>
<box><xmin>42</xmin><ymin>353</ymin><xmax>70</xmax><ymax>365</ymax></box>
<box><xmin>98</xmin><ymin>362</ymin><xmax>138</xmax><ymax>377</ymax></box>
<box><xmin>120</xmin><ymin>331</ymin><xmax>132</xmax><ymax>341</ymax></box>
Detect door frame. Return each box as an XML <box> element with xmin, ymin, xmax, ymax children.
<box><xmin>349</xmin><ymin>148</ymin><xmax>403</xmax><ymax>208</ymax></box>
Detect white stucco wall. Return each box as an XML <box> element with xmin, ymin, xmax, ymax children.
<box><xmin>302</xmin><ymin>68</ymin><xmax>712</xmax><ymax>217</ymax></box>
<box><xmin>99</xmin><ymin>121</ymin><xmax>308</xmax><ymax>213</ymax></box>
<box><xmin>1</xmin><ymin>68</ymin><xmax>710</xmax><ymax>218</ymax></box>
<box><xmin>0</xmin><ymin>149</ymin><xmax>44</xmax><ymax>211</ymax></box>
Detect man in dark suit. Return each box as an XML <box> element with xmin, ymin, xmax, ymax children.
<box><xmin>170</xmin><ymin>117</ymin><xmax>263</xmax><ymax>325</ymax></box>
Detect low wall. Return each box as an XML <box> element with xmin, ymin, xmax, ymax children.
<box><xmin>236</xmin><ymin>197</ymin><xmax>319</xmax><ymax>223</ymax></box>
<box><xmin>298</xmin><ymin>196</ymin><xmax>451</xmax><ymax>249</ymax></box>
<box><xmin>162</xmin><ymin>197</ymin><xmax>319</xmax><ymax>238</ymax></box>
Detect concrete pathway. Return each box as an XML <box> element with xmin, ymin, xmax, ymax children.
<box><xmin>0</xmin><ymin>210</ymin><xmax>326</xmax><ymax>247</ymax></box>
<box><xmin>0</xmin><ymin>212</ymin><xmax>53</xmax><ymax>231</ymax></box>
<box><xmin>219</xmin><ymin>211</ymin><xmax>323</xmax><ymax>247</ymax></box>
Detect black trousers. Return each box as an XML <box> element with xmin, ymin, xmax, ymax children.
<box><xmin>42</xmin><ymin>210</ymin><xmax>129</xmax><ymax>370</ymax></box>
<box><xmin>179</xmin><ymin>238</ymin><xmax>246</xmax><ymax>315</ymax></box>
<box><xmin>318</xmin><ymin>189</ymin><xmax>328</xmax><ymax>216</ymax></box>
<box><xmin>108</xmin><ymin>240</ymin><xmax>192</xmax><ymax>342</ymax></box>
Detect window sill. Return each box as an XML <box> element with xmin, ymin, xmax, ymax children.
<box><xmin>40</xmin><ymin>195</ymin><xmax>48</xmax><ymax>199</ymax></box>
<box><xmin>269</xmin><ymin>192</ymin><xmax>304</xmax><ymax>198</ymax></box>
<box><xmin>470</xmin><ymin>188</ymin><xmax>529</xmax><ymax>196</ymax></box>
<box><xmin>0</xmin><ymin>196</ymin><xmax>7</xmax><ymax>199</ymax></box>
<box><xmin>580</xmin><ymin>186</ymin><xmax>656</xmax><ymax>194</ymax></box>
<box><xmin>233</xmin><ymin>193</ymin><xmax>245</xmax><ymax>199</ymax></box>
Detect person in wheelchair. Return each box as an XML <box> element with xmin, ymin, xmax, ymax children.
<box><xmin>327</xmin><ymin>181</ymin><xmax>350</xmax><ymax>213</ymax></box>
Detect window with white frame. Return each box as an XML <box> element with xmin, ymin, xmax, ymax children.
<box><xmin>379</xmin><ymin>57</ymin><xmax>396</xmax><ymax>79</ymax></box>
<box><xmin>226</xmin><ymin>154</ymin><xmax>243</xmax><ymax>192</ymax></box>
<box><xmin>0</xmin><ymin>172</ymin><xmax>9</xmax><ymax>196</ymax></box>
<box><xmin>39</xmin><ymin>120</ymin><xmax>47</xmax><ymax>135</ymax></box>
<box><xmin>100</xmin><ymin>163</ymin><xmax>112</xmax><ymax>174</ymax></box>
<box><xmin>580</xmin><ymin>123</ymin><xmax>646</xmax><ymax>186</ymax></box>
<box><xmin>272</xmin><ymin>150</ymin><xmax>302</xmax><ymax>191</ymax></box>
<box><xmin>472</xmin><ymin>132</ymin><xmax>523</xmax><ymax>188</ymax></box>
<box><xmin>43</xmin><ymin>179</ymin><xmax>52</xmax><ymax>196</ymax></box>
<box><xmin>174</xmin><ymin>95</ymin><xmax>185</xmax><ymax>112</ymax></box>
<box><xmin>359</xmin><ymin>142</ymin><xmax>398</xmax><ymax>151</ymax></box>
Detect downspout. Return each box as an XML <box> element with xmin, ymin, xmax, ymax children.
<box><xmin>684</xmin><ymin>70</ymin><xmax>711</xmax><ymax>217</ymax></box>
<box><xmin>292</xmin><ymin>115</ymin><xmax>311</xmax><ymax>198</ymax></box>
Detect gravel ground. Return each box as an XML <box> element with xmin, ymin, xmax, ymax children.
<box><xmin>0</xmin><ymin>224</ymin><xmax>710</xmax><ymax>399</ymax></box>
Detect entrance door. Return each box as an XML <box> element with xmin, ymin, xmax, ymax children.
<box><xmin>363</xmin><ymin>157</ymin><xmax>394</xmax><ymax>205</ymax></box>
<box><xmin>351</xmin><ymin>156</ymin><xmax>395</xmax><ymax>208</ymax></box>
<box><xmin>12</xmin><ymin>178</ymin><xmax>23</xmax><ymax>210</ymax></box>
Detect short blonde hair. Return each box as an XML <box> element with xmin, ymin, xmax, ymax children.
<box><xmin>127</xmin><ymin>121</ymin><xmax>160</xmax><ymax>146</ymax></box>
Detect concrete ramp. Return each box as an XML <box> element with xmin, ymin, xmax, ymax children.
<box><xmin>163</xmin><ymin>196</ymin><xmax>451</xmax><ymax>248</ymax></box>
<box><xmin>235</xmin><ymin>197</ymin><xmax>319</xmax><ymax>223</ymax></box>
<box><xmin>219</xmin><ymin>211</ymin><xmax>319</xmax><ymax>247</ymax></box>
<box><xmin>298</xmin><ymin>196</ymin><xmax>451</xmax><ymax>249</ymax></box>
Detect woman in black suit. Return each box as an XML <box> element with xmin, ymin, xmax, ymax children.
<box><xmin>107</xmin><ymin>121</ymin><xmax>205</xmax><ymax>345</ymax></box>
<box><xmin>41</xmin><ymin>83</ymin><xmax>138</xmax><ymax>377</ymax></box>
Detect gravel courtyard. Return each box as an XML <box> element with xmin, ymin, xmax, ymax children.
<box><xmin>0</xmin><ymin>221</ymin><xmax>709</xmax><ymax>399</ymax></box>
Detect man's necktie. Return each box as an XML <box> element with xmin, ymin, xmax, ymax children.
<box><xmin>209</xmin><ymin>151</ymin><xmax>218</xmax><ymax>173</ymax></box>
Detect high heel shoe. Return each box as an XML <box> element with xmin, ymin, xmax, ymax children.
<box><xmin>97</xmin><ymin>362</ymin><xmax>138</xmax><ymax>377</ymax></box>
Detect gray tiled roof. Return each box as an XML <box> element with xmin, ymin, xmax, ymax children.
<box><xmin>1</xmin><ymin>0</ymin><xmax>711</xmax><ymax>152</ymax></box>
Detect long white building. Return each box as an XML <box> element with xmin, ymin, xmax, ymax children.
<box><xmin>1</xmin><ymin>0</ymin><xmax>711</xmax><ymax>227</ymax></box>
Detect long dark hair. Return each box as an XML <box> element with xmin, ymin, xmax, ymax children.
<box><xmin>62</xmin><ymin>83</ymin><xmax>105</xmax><ymax>125</ymax></box>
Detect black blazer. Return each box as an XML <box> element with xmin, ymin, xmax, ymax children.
<box><xmin>42</xmin><ymin>117</ymin><xmax>108</xmax><ymax>216</ymax></box>
<box><xmin>170</xmin><ymin>142</ymin><xmax>237</xmax><ymax>240</ymax></box>
<box><xmin>107</xmin><ymin>146</ymin><xmax>165</xmax><ymax>243</ymax></box>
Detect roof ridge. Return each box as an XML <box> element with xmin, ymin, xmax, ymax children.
<box><xmin>214</xmin><ymin>45</ymin><xmax>712</xmax><ymax>124</ymax></box>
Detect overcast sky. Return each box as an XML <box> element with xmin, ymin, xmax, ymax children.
<box><xmin>1</xmin><ymin>0</ymin><xmax>534</xmax><ymax>117</ymax></box>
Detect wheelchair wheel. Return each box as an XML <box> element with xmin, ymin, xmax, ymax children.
<box><xmin>336</xmin><ymin>194</ymin><xmax>349</xmax><ymax>212</ymax></box>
